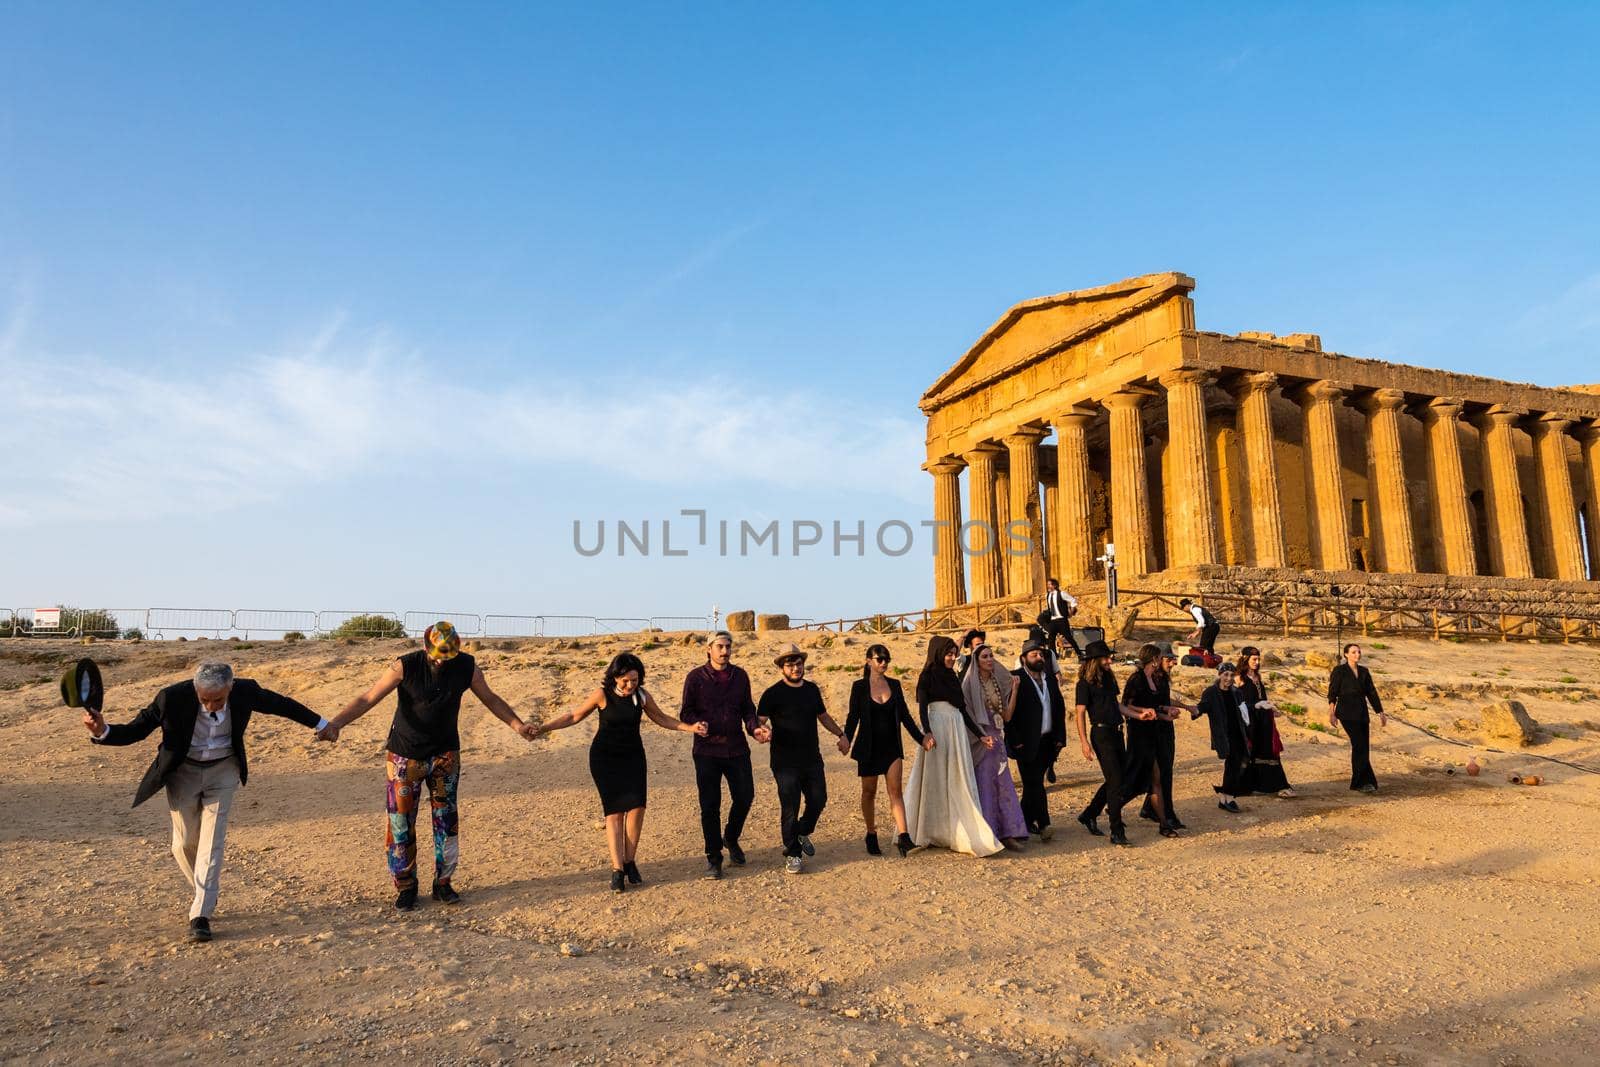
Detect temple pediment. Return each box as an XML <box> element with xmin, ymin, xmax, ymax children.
<box><xmin>918</xmin><ymin>271</ymin><xmax>1195</xmax><ymax>412</ymax></box>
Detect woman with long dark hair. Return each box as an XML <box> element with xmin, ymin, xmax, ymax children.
<box><xmin>1126</xmin><ymin>642</ymin><xmax>1193</xmax><ymax>838</ymax></box>
<box><xmin>1073</xmin><ymin>640</ymin><xmax>1155</xmax><ymax>846</ymax></box>
<box><xmin>959</xmin><ymin>644</ymin><xmax>1028</xmax><ymax>850</ymax></box>
<box><xmin>842</xmin><ymin>643</ymin><xmax>928</xmax><ymax>857</ymax></box>
<box><xmin>534</xmin><ymin>652</ymin><xmax>707</xmax><ymax>891</ymax></box>
<box><xmin>1327</xmin><ymin>642</ymin><xmax>1387</xmax><ymax>792</ymax></box>
<box><xmin>1235</xmin><ymin>645</ymin><xmax>1295</xmax><ymax>797</ymax></box>
<box><xmin>904</xmin><ymin>635</ymin><xmax>1002</xmax><ymax>857</ymax></box>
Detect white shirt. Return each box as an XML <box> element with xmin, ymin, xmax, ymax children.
<box><xmin>1025</xmin><ymin>668</ymin><xmax>1053</xmax><ymax>735</ymax></box>
<box><xmin>1189</xmin><ymin>603</ymin><xmax>1207</xmax><ymax>627</ymax></box>
<box><xmin>191</xmin><ymin>702</ymin><xmax>234</xmax><ymax>761</ymax></box>
<box><xmin>1047</xmin><ymin>590</ymin><xmax>1077</xmax><ymax>620</ymax></box>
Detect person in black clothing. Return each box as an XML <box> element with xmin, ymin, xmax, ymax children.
<box><xmin>324</xmin><ymin>621</ymin><xmax>535</xmax><ymax>910</ymax></box>
<box><xmin>83</xmin><ymin>659</ymin><xmax>331</xmax><ymax>942</ymax></box>
<box><xmin>1181</xmin><ymin>598</ymin><xmax>1220</xmax><ymax>654</ymax></box>
<box><xmin>1327</xmin><ymin>642</ymin><xmax>1388</xmax><ymax>792</ymax></box>
<box><xmin>1004</xmin><ymin>638</ymin><xmax>1068</xmax><ymax>840</ymax></box>
<box><xmin>1191</xmin><ymin>662</ymin><xmax>1249</xmax><ymax>813</ymax></box>
<box><xmin>1037</xmin><ymin>577</ymin><xmax>1083</xmax><ymax>660</ymax></box>
<box><xmin>843</xmin><ymin>643</ymin><xmax>930</xmax><ymax>857</ymax></box>
<box><xmin>757</xmin><ymin>644</ymin><xmax>847</xmax><ymax>874</ymax></box>
<box><xmin>678</xmin><ymin>631</ymin><xmax>773</xmax><ymax>879</ymax></box>
<box><xmin>1126</xmin><ymin>642</ymin><xmax>1195</xmax><ymax>837</ymax></box>
<box><xmin>1073</xmin><ymin>640</ymin><xmax>1156</xmax><ymax>845</ymax></box>
<box><xmin>533</xmin><ymin>653</ymin><xmax>706</xmax><ymax>891</ymax></box>
<box><xmin>1236</xmin><ymin>646</ymin><xmax>1294</xmax><ymax>798</ymax></box>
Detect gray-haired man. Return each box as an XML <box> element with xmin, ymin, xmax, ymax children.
<box><xmin>83</xmin><ymin>661</ymin><xmax>331</xmax><ymax>941</ymax></box>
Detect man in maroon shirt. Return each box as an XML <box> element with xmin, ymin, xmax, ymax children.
<box><xmin>679</xmin><ymin>631</ymin><xmax>770</xmax><ymax>878</ymax></box>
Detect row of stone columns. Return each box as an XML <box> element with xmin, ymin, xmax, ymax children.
<box><xmin>928</xmin><ymin>372</ymin><xmax>1600</xmax><ymax>607</ymax></box>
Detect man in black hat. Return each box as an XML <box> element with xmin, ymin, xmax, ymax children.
<box><xmin>82</xmin><ymin>660</ymin><xmax>331</xmax><ymax>942</ymax></box>
<box><xmin>1004</xmin><ymin>638</ymin><xmax>1068</xmax><ymax>840</ymax></box>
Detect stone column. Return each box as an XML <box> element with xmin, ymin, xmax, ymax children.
<box><xmin>926</xmin><ymin>457</ymin><xmax>967</xmax><ymax>607</ymax></box>
<box><xmin>1158</xmin><ymin>368</ymin><xmax>1219</xmax><ymax>568</ymax></box>
<box><xmin>993</xmin><ymin>463</ymin><xmax>1012</xmax><ymax>594</ymax></box>
<box><xmin>1003</xmin><ymin>427</ymin><xmax>1049</xmax><ymax>597</ymax></box>
<box><xmin>1290</xmin><ymin>380</ymin><xmax>1354</xmax><ymax>571</ymax></box>
<box><xmin>1530</xmin><ymin>412</ymin><xmax>1586</xmax><ymax>581</ymax></box>
<box><xmin>1225</xmin><ymin>371</ymin><xmax>1286</xmax><ymax>568</ymax></box>
<box><xmin>1354</xmin><ymin>388</ymin><xmax>1417</xmax><ymax>574</ymax></box>
<box><xmin>1471</xmin><ymin>405</ymin><xmax>1534</xmax><ymax>579</ymax></box>
<box><xmin>1050</xmin><ymin>406</ymin><xmax>1097</xmax><ymax>582</ymax></box>
<box><xmin>1581</xmin><ymin>420</ymin><xmax>1600</xmax><ymax>580</ymax></box>
<box><xmin>962</xmin><ymin>443</ymin><xmax>1006</xmax><ymax>602</ymax></box>
<box><xmin>1102</xmin><ymin>390</ymin><xmax>1153</xmax><ymax>576</ymax></box>
<box><xmin>1418</xmin><ymin>397</ymin><xmax>1478</xmax><ymax>577</ymax></box>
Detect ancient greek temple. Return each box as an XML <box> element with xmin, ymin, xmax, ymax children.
<box><xmin>920</xmin><ymin>272</ymin><xmax>1600</xmax><ymax>607</ymax></box>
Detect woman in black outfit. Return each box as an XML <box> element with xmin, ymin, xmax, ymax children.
<box><xmin>1192</xmin><ymin>662</ymin><xmax>1250</xmax><ymax>812</ymax></box>
<box><xmin>843</xmin><ymin>643</ymin><xmax>931</xmax><ymax>856</ymax></box>
<box><xmin>534</xmin><ymin>652</ymin><xmax>707</xmax><ymax>891</ymax></box>
<box><xmin>1235</xmin><ymin>646</ymin><xmax>1294</xmax><ymax>797</ymax></box>
<box><xmin>1073</xmin><ymin>639</ymin><xmax>1156</xmax><ymax>846</ymax></box>
<box><xmin>1126</xmin><ymin>643</ymin><xmax>1192</xmax><ymax>837</ymax></box>
<box><xmin>1326</xmin><ymin>642</ymin><xmax>1387</xmax><ymax>792</ymax></box>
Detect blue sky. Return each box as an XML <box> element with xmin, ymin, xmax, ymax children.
<box><xmin>3</xmin><ymin>2</ymin><xmax>1599</xmax><ymax>622</ymax></box>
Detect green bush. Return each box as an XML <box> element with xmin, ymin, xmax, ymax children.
<box><xmin>283</xmin><ymin>631</ymin><xmax>306</xmax><ymax>643</ymax></box>
<box><xmin>121</xmin><ymin>627</ymin><xmax>144</xmax><ymax>641</ymax></box>
<box><xmin>0</xmin><ymin>617</ymin><xmax>29</xmax><ymax>637</ymax></box>
<box><xmin>325</xmin><ymin>615</ymin><xmax>406</xmax><ymax>639</ymax></box>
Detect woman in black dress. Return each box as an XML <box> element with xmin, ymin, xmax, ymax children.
<box><xmin>1126</xmin><ymin>642</ymin><xmax>1192</xmax><ymax>837</ymax></box>
<box><xmin>843</xmin><ymin>643</ymin><xmax>931</xmax><ymax>857</ymax></box>
<box><xmin>534</xmin><ymin>652</ymin><xmax>707</xmax><ymax>891</ymax></box>
<box><xmin>1327</xmin><ymin>643</ymin><xmax>1387</xmax><ymax>792</ymax></box>
<box><xmin>1236</xmin><ymin>646</ymin><xmax>1295</xmax><ymax>797</ymax></box>
<box><xmin>1191</xmin><ymin>662</ymin><xmax>1250</xmax><ymax>812</ymax></box>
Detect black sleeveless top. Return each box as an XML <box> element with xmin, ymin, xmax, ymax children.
<box><xmin>592</xmin><ymin>690</ymin><xmax>646</xmax><ymax>756</ymax></box>
<box><xmin>386</xmin><ymin>650</ymin><xmax>476</xmax><ymax>759</ymax></box>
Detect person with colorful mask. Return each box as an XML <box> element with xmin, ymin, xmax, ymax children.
<box><xmin>321</xmin><ymin>620</ymin><xmax>536</xmax><ymax>910</ymax></box>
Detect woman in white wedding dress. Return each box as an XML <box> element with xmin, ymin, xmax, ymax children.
<box><xmin>904</xmin><ymin>635</ymin><xmax>1003</xmax><ymax>857</ymax></box>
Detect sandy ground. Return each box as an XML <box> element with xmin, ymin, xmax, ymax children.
<box><xmin>2</xmin><ymin>628</ymin><xmax>1598</xmax><ymax>1066</ymax></box>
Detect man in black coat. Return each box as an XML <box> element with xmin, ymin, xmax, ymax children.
<box><xmin>1005</xmin><ymin>639</ymin><xmax>1068</xmax><ymax>840</ymax></box>
<box><xmin>83</xmin><ymin>660</ymin><xmax>330</xmax><ymax>941</ymax></box>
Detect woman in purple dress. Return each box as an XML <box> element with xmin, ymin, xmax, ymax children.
<box><xmin>959</xmin><ymin>644</ymin><xmax>1029</xmax><ymax>850</ymax></box>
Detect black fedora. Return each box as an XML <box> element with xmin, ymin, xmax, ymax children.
<box><xmin>59</xmin><ymin>658</ymin><xmax>103</xmax><ymax>712</ymax></box>
<box><xmin>1082</xmin><ymin>639</ymin><xmax>1114</xmax><ymax>660</ymax></box>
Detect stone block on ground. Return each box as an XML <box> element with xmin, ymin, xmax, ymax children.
<box><xmin>756</xmin><ymin>613</ymin><xmax>791</xmax><ymax>633</ymax></box>
<box><xmin>1480</xmin><ymin>699</ymin><xmax>1537</xmax><ymax>746</ymax></box>
<box><xmin>726</xmin><ymin>611</ymin><xmax>756</xmax><ymax>633</ymax></box>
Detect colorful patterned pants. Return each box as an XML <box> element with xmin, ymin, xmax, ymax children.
<box><xmin>385</xmin><ymin>750</ymin><xmax>460</xmax><ymax>890</ymax></box>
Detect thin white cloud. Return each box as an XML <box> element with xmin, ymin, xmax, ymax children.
<box><xmin>0</xmin><ymin>311</ymin><xmax>926</xmax><ymax>527</ymax></box>
<box><xmin>1515</xmin><ymin>271</ymin><xmax>1600</xmax><ymax>363</ymax></box>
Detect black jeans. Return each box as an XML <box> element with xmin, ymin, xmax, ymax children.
<box><xmin>772</xmin><ymin>761</ymin><xmax>828</xmax><ymax>857</ymax></box>
<box><xmin>1016</xmin><ymin>749</ymin><xmax>1055</xmax><ymax>832</ymax></box>
<box><xmin>693</xmin><ymin>753</ymin><xmax>755</xmax><ymax>861</ymax></box>
<box><xmin>1197</xmin><ymin>622</ymin><xmax>1220</xmax><ymax>653</ymax></box>
<box><xmin>1043</xmin><ymin>618</ymin><xmax>1082</xmax><ymax>657</ymax></box>
<box><xmin>1082</xmin><ymin>725</ymin><xmax>1129</xmax><ymax>831</ymax></box>
<box><xmin>1339</xmin><ymin>710</ymin><xmax>1377</xmax><ymax>789</ymax></box>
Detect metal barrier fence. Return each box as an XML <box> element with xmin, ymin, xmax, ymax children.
<box><xmin>0</xmin><ymin>607</ymin><xmax>717</xmax><ymax>640</ymax></box>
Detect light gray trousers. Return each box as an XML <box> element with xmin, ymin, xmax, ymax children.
<box><xmin>164</xmin><ymin>755</ymin><xmax>241</xmax><ymax>920</ymax></box>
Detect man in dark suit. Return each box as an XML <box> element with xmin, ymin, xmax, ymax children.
<box><xmin>1005</xmin><ymin>639</ymin><xmax>1068</xmax><ymax>840</ymax></box>
<box><xmin>83</xmin><ymin>660</ymin><xmax>330</xmax><ymax>942</ymax></box>
<box><xmin>1037</xmin><ymin>578</ymin><xmax>1083</xmax><ymax>660</ymax></box>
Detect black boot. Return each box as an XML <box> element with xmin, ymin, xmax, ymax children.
<box><xmin>864</xmin><ymin>831</ymin><xmax>882</xmax><ymax>856</ymax></box>
<box><xmin>610</xmin><ymin>869</ymin><xmax>626</xmax><ymax>893</ymax></box>
<box><xmin>1108</xmin><ymin>826</ymin><xmax>1130</xmax><ymax>846</ymax></box>
<box><xmin>895</xmin><ymin>832</ymin><xmax>915</xmax><ymax>857</ymax></box>
<box><xmin>1076</xmin><ymin>811</ymin><xmax>1105</xmax><ymax>837</ymax></box>
<box><xmin>623</xmin><ymin>861</ymin><xmax>642</xmax><ymax>884</ymax></box>
<box><xmin>1139</xmin><ymin>799</ymin><xmax>1159</xmax><ymax>823</ymax></box>
<box><xmin>394</xmin><ymin>886</ymin><xmax>419</xmax><ymax>911</ymax></box>
<box><xmin>431</xmin><ymin>879</ymin><xmax>461</xmax><ymax>905</ymax></box>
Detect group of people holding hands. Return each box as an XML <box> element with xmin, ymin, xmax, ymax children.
<box><xmin>81</xmin><ymin>615</ymin><xmax>1391</xmax><ymax>941</ymax></box>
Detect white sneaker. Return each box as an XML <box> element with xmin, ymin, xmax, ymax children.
<box><xmin>784</xmin><ymin>855</ymin><xmax>803</xmax><ymax>874</ymax></box>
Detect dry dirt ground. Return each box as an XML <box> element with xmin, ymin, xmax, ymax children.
<box><xmin>2</xmin><ymin>628</ymin><xmax>1598</xmax><ymax>1066</ymax></box>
